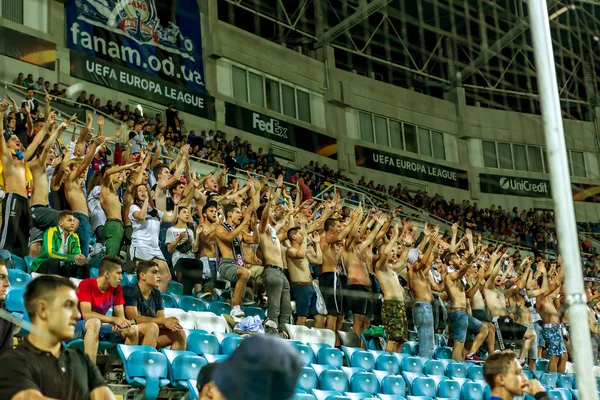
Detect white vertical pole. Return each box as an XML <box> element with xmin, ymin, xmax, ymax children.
<box><xmin>527</xmin><ymin>1</ymin><xmax>598</xmax><ymax>399</ymax></box>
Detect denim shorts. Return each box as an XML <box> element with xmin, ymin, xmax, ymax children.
<box><xmin>449</xmin><ymin>310</ymin><xmax>483</xmax><ymax>343</ymax></box>
<box><xmin>74</xmin><ymin>319</ymin><xmax>124</xmax><ymax>343</ymax></box>
<box><xmin>291</xmin><ymin>283</ymin><xmax>318</xmax><ymax>317</ymax></box>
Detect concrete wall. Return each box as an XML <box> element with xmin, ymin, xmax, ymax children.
<box><xmin>3</xmin><ymin>0</ymin><xmax>600</xmax><ymax>220</ymax></box>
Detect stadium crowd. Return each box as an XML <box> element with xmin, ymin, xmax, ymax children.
<box><xmin>0</xmin><ymin>75</ymin><xmax>598</xmax><ymax>399</ymax></box>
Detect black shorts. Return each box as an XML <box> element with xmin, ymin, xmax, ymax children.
<box><xmin>347</xmin><ymin>284</ymin><xmax>373</xmax><ymax>318</ymax></box>
<box><xmin>320</xmin><ymin>272</ymin><xmax>342</xmax><ymax>316</ymax></box>
<box><xmin>472</xmin><ymin>309</ymin><xmax>491</xmax><ymax>323</ymax></box>
<box><xmin>495</xmin><ymin>316</ymin><xmax>528</xmax><ymax>342</ymax></box>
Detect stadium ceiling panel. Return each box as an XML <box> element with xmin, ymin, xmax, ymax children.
<box><xmin>220</xmin><ymin>0</ymin><xmax>600</xmax><ymax>121</ymax></box>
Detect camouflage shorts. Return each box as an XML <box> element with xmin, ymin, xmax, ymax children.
<box><xmin>382</xmin><ymin>300</ymin><xmax>407</xmax><ymax>342</ymax></box>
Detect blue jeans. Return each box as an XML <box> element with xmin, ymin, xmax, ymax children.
<box><xmin>413</xmin><ymin>301</ymin><xmax>435</xmax><ymax>357</ymax></box>
<box><xmin>449</xmin><ymin>310</ymin><xmax>483</xmax><ymax>343</ymax></box>
<box><xmin>74</xmin><ymin>212</ymin><xmax>91</xmax><ymax>257</ymax></box>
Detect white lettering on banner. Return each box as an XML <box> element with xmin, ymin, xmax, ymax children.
<box><xmin>499</xmin><ymin>177</ymin><xmax>548</xmax><ymax>193</ymax></box>
<box><xmin>372</xmin><ymin>153</ymin><xmax>458</xmax><ymax>181</ymax></box>
<box><xmin>252</xmin><ymin>113</ymin><xmax>288</xmax><ymax>139</ymax></box>
<box><xmin>84</xmin><ymin>60</ymin><xmax>206</xmax><ymax>110</ymax></box>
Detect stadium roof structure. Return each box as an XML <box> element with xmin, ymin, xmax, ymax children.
<box><xmin>219</xmin><ymin>0</ymin><xmax>600</xmax><ymax>121</ymax></box>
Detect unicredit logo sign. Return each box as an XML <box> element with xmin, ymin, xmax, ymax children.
<box><xmin>252</xmin><ymin>113</ymin><xmax>288</xmax><ymax>139</ymax></box>
<box><xmin>499</xmin><ymin>177</ymin><xmax>548</xmax><ymax>193</ymax></box>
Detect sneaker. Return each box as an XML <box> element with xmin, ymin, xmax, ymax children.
<box><xmin>264</xmin><ymin>320</ymin><xmax>279</xmax><ymax>335</ymax></box>
<box><xmin>465</xmin><ymin>353</ymin><xmax>484</xmax><ymax>362</ymax></box>
<box><xmin>230</xmin><ymin>305</ymin><xmax>245</xmax><ymax>318</ymax></box>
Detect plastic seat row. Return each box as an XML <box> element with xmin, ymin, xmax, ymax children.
<box><xmin>286</xmin><ymin>324</ymin><xmax>337</xmax><ymax>347</ymax></box>
<box><xmin>164</xmin><ymin>308</ymin><xmax>231</xmax><ymax>332</ymax></box>
<box><xmin>186</xmin><ymin>331</ymin><xmax>243</xmax><ymax>356</ymax></box>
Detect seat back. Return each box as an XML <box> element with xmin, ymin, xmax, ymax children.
<box><xmin>311</xmin><ymin>363</ymin><xmax>338</xmax><ymax>377</ymax></box>
<box><xmin>557</xmin><ymin>374</ymin><xmax>575</xmax><ymax>389</ymax></box>
<box><xmin>423</xmin><ymin>359</ymin><xmax>446</xmax><ymax>376</ymax></box>
<box><xmin>401</xmin><ymin>357</ymin><xmax>424</xmax><ymax>373</ymax></box>
<box><xmin>381</xmin><ymin>374</ymin><xmax>407</xmax><ymax>395</ymax></box>
<box><xmin>296</xmin><ymin>366</ymin><xmax>318</xmax><ymax>392</ymax></box>
<box><xmin>164</xmin><ymin>308</ymin><xmax>196</xmax><ymax>330</ymax></box>
<box><xmin>541</xmin><ymin>372</ymin><xmax>561</xmax><ymax>388</ymax></box>
<box><xmin>127</xmin><ymin>351</ymin><xmax>168</xmax><ymax>380</ymax></box>
<box><xmin>7</xmin><ymin>269</ymin><xmax>31</xmax><ymax>287</ymax></box>
<box><xmin>161</xmin><ymin>293</ymin><xmax>178</xmax><ymax>309</ymax></box>
<box><xmin>5</xmin><ymin>287</ymin><xmax>26</xmax><ymax>313</ymax></box>
<box><xmin>310</xmin><ymin>389</ymin><xmax>342</xmax><ymax>400</ymax></box>
<box><xmin>445</xmin><ymin>362</ymin><xmax>468</xmax><ymax>378</ymax></box>
<box><xmin>179</xmin><ymin>296</ymin><xmax>208</xmax><ymax>312</ymax></box>
<box><xmin>536</xmin><ymin>359</ymin><xmax>550</xmax><ymax>372</ymax></box>
<box><xmin>377</xmin><ymin>395</ymin><xmax>406</xmax><ymax>400</ymax></box>
<box><xmin>341</xmin><ymin>366</ymin><xmax>367</xmax><ymax>382</ymax></box>
<box><xmin>350</xmin><ymin>350</ymin><xmax>375</xmax><ymax>371</ymax></box>
<box><xmin>438</xmin><ymin>379</ymin><xmax>462</xmax><ymax>399</ymax></box>
<box><xmin>467</xmin><ymin>365</ymin><xmax>484</xmax><ymax>381</ymax></box>
<box><xmin>187</xmin><ymin>332</ymin><xmax>220</xmax><ymax>355</ymax></box>
<box><xmin>432</xmin><ymin>346</ymin><xmax>453</xmax><ymax>360</ymax></box>
<box><xmin>313</xmin><ymin>327</ymin><xmax>336</xmax><ymax>347</ymax></box>
<box><xmin>548</xmin><ymin>389</ymin><xmax>573</xmax><ymax>400</ymax></box>
<box><xmin>350</xmin><ymin>372</ymin><xmax>379</xmax><ymax>394</ymax></box>
<box><xmin>208</xmin><ymin>301</ymin><xmax>232</xmax><ymax>316</ymax></box>
<box><xmin>338</xmin><ymin>331</ymin><xmax>362</xmax><ymax>348</ymax></box>
<box><xmin>290</xmin><ymin>342</ymin><xmax>316</xmax><ymax>365</ymax></box>
<box><xmin>286</xmin><ymin>324</ymin><xmax>313</xmax><ymax>342</ymax></box>
<box><xmin>400</xmin><ymin>341</ymin><xmax>420</xmax><ymax>356</ymax></box>
<box><xmin>461</xmin><ymin>381</ymin><xmax>485</xmax><ymax>400</ymax></box>
<box><xmin>10</xmin><ymin>254</ymin><xmax>27</xmax><ymax>272</ymax></box>
<box><xmin>219</xmin><ymin>335</ymin><xmax>243</xmax><ymax>355</ymax></box>
<box><xmin>189</xmin><ymin>311</ymin><xmax>230</xmax><ymax>333</ymax></box>
<box><xmin>171</xmin><ymin>353</ymin><xmax>207</xmax><ymax>381</ymax></box>
<box><xmin>411</xmin><ymin>377</ymin><xmax>436</xmax><ymax>397</ymax></box>
<box><xmin>242</xmin><ymin>306</ymin><xmax>265</xmax><ymax>319</ymax></box>
<box><xmin>319</xmin><ymin>369</ymin><xmax>349</xmax><ymax>392</ymax></box>
<box><xmin>317</xmin><ymin>347</ymin><xmax>343</xmax><ymax>368</ymax></box>
<box><xmin>375</xmin><ymin>354</ymin><xmax>400</xmax><ymax>374</ymax></box>
<box><xmin>168</xmin><ymin>281</ymin><xmax>184</xmax><ymax>295</ymax></box>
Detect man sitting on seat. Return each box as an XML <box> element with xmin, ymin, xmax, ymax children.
<box><xmin>30</xmin><ymin>210</ymin><xmax>88</xmax><ymax>278</ymax></box>
<box><xmin>123</xmin><ymin>261</ymin><xmax>186</xmax><ymax>350</ymax></box>
<box><xmin>75</xmin><ymin>256</ymin><xmax>155</xmax><ymax>363</ymax></box>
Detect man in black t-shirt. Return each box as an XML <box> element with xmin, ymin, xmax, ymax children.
<box><xmin>123</xmin><ymin>261</ymin><xmax>186</xmax><ymax>350</ymax></box>
<box><xmin>0</xmin><ymin>275</ymin><xmax>115</xmax><ymax>400</ymax></box>
<box><xmin>0</xmin><ymin>261</ymin><xmax>14</xmax><ymax>354</ymax></box>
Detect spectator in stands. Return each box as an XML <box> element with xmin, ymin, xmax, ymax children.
<box><xmin>123</xmin><ymin>261</ymin><xmax>187</xmax><ymax>350</ymax></box>
<box><xmin>210</xmin><ymin>335</ymin><xmax>302</xmax><ymax>400</ymax></box>
<box><xmin>0</xmin><ymin>260</ymin><xmax>14</xmax><ymax>354</ymax></box>
<box><xmin>32</xmin><ymin>77</ymin><xmax>44</xmax><ymax>92</ymax></box>
<box><xmin>0</xmin><ymin>275</ymin><xmax>116</xmax><ymax>400</ymax></box>
<box><xmin>29</xmin><ymin>210</ymin><xmax>87</xmax><ymax>277</ymax></box>
<box><xmin>13</xmin><ymin>73</ymin><xmax>24</xmax><ymax>86</ymax></box>
<box><xmin>76</xmin><ymin>256</ymin><xmax>147</xmax><ymax>363</ymax></box>
<box><xmin>196</xmin><ymin>362</ymin><xmax>220</xmax><ymax>400</ymax></box>
<box><xmin>22</xmin><ymin>73</ymin><xmax>34</xmax><ymax>88</ymax></box>
<box><xmin>165</xmin><ymin>103</ymin><xmax>177</xmax><ymax>130</ymax></box>
<box><xmin>49</xmin><ymin>83</ymin><xmax>60</xmax><ymax>96</ymax></box>
<box><xmin>23</xmin><ymin>87</ymin><xmax>39</xmax><ymax>115</ymax></box>
<box><xmin>129</xmin><ymin>122</ymin><xmax>147</xmax><ymax>155</ymax></box>
<box><xmin>484</xmin><ymin>350</ymin><xmax>548</xmax><ymax>400</ymax></box>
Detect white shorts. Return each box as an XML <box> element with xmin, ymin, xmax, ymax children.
<box><xmin>130</xmin><ymin>246</ymin><xmax>166</xmax><ymax>262</ymax></box>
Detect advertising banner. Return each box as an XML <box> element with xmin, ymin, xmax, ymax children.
<box><xmin>355</xmin><ymin>145</ymin><xmax>469</xmax><ymax>189</ymax></box>
<box><xmin>479</xmin><ymin>174</ymin><xmax>551</xmax><ymax>198</ymax></box>
<box><xmin>65</xmin><ymin>0</ymin><xmax>213</xmax><ymax>118</ymax></box>
<box><xmin>0</xmin><ymin>26</ymin><xmax>56</xmax><ymax>70</ymax></box>
<box><xmin>225</xmin><ymin>102</ymin><xmax>337</xmax><ymax>159</ymax></box>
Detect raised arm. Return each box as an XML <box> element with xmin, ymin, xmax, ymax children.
<box><xmin>306</xmin><ymin>232</ymin><xmax>322</xmax><ymax>264</ymax></box>
<box><xmin>376</xmin><ymin>224</ymin><xmax>399</xmax><ymax>271</ymax></box>
<box><xmin>68</xmin><ymin>135</ymin><xmax>105</xmax><ymax>181</ymax></box>
<box><xmin>24</xmin><ymin>111</ymin><xmax>55</xmax><ymax>161</ymax></box>
<box><xmin>287</xmin><ymin>226</ymin><xmax>308</xmax><ymax>259</ymax></box>
<box><xmin>0</xmin><ymin>100</ymin><xmax>11</xmax><ymax>157</ymax></box>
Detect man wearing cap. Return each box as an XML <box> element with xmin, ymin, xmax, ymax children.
<box><xmin>209</xmin><ymin>335</ymin><xmax>302</xmax><ymax>400</ymax></box>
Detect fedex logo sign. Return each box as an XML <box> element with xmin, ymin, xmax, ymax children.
<box><xmin>252</xmin><ymin>113</ymin><xmax>288</xmax><ymax>139</ymax></box>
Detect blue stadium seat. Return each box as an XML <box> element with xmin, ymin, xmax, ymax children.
<box><xmin>5</xmin><ymin>287</ymin><xmax>26</xmax><ymax>313</ymax></box>
<box><xmin>290</xmin><ymin>342</ymin><xmax>316</xmax><ymax>365</ymax></box>
<box><xmin>522</xmin><ymin>369</ymin><xmax>534</xmax><ymax>380</ymax></box>
<box><xmin>548</xmin><ymin>389</ymin><xmax>573</xmax><ymax>400</ymax></box>
<box><xmin>161</xmin><ymin>349</ymin><xmax>206</xmax><ymax>399</ymax></box>
<box><xmin>311</xmin><ymin>363</ymin><xmax>339</xmax><ymax>377</ymax></box>
<box><xmin>437</xmin><ymin>379</ymin><xmax>462</xmax><ymax>399</ymax></box>
<box><xmin>401</xmin><ymin>372</ymin><xmax>425</xmax><ymax>390</ymax></box>
<box><xmin>321</xmin><ymin>397</ymin><xmax>350</xmax><ymax>400</ymax></box>
<box><xmin>410</xmin><ymin>377</ymin><xmax>436</xmax><ymax>397</ymax></box>
<box><xmin>344</xmin><ymin>392</ymin><xmax>377</xmax><ymax>400</ymax></box>
<box><xmin>214</xmin><ymin>333</ymin><xmax>243</xmax><ymax>355</ymax></box>
<box><xmin>466</xmin><ymin>365</ymin><xmax>484</xmax><ymax>381</ymax></box>
<box><xmin>342</xmin><ymin>346</ymin><xmax>363</xmax><ymax>361</ymax></box>
<box><xmin>432</xmin><ymin>346</ymin><xmax>453</xmax><ymax>360</ymax></box>
<box><xmin>423</xmin><ymin>359</ymin><xmax>446</xmax><ymax>376</ymax></box>
<box><xmin>297</xmin><ymin>366</ymin><xmax>319</xmax><ymax>393</ymax></box>
<box><xmin>90</xmin><ymin>267</ymin><xmax>99</xmax><ymax>277</ymax></box>
<box><xmin>208</xmin><ymin>301</ymin><xmax>232</xmax><ymax>316</ymax></box>
<box><xmin>376</xmin><ymin>395</ymin><xmax>406</xmax><ymax>400</ymax></box>
<box><xmin>168</xmin><ymin>281</ymin><xmax>184</xmax><ymax>295</ymax></box>
<box><xmin>242</xmin><ymin>306</ymin><xmax>265</xmax><ymax>319</ymax></box>
<box><xmin>317</xmin><ymin>347</ymin><xmax>344</xmax><ymax>368</ymax></box>
<box><xmin>541</xmin><ymin>372</ymin><xmax>561</xmax><ymax>388</ymax></box>
<box><xmin>400</xmin><ymin>357</ymin><xmax>424</xmax><ymax>373</ymax></box>
<box><xmin>342</xmin><ymin>367</ymin><xmax>367</xmax><ymax>381</ymax></box>
<box><xmin>558</xmin><ymin>375</ymin><xmax>575</xmax><ymax>390</ymax></box>
<box><xmin>536</xmin><ymin>359</ymin><xmax>550</xmax><ymax>372</ymax></box>
<box><xmin>161</xmin><ymin>293</ymin><xmax>178</xmax><ymax>309</ymax></box>
<box><xmin>461</xmin><ymin>381</ymin><xmax>485</xmax><ymax>400</ymax></box>
<box><xmin>10</xmin><ymin>254</ymin><xmax>27</xmax><ymax>272</ymax></box>
<box><xmin>203</xmin><ymin>354</ymin><xmax>228</xmax><ymax>363</ymax></box>
<box><xmin>294</xmin><ymin>394</ymin><xmax>317</xmax><ymax>400</ymax></box>
<box><xmin>309</xmin><ymin>343</ymin><xmax>333</xmax><ymax>357</ymax></box>
<box><xmin>445</xmin><ymin>362</ymin><xmax>468</xmax><ymax>378</ymax></box>
<box><xmin>319</xmin><ymin>369</ymin><xmax>349</xmax><ymax>392</ymax></box>
<box><xmin>117</xmin><ymin>344</ymin><xmax>169</xmax><ymax>400</ymax></box>
<box><xmin>187</xmin><ymin>332</ymin><xmax>220</xmax><ymax>355</ymax></box>
<box><xmin>375</xmin><ymin>354</ymin><xmax>400</xmax><ymax>374</ymax></box>
<box><xmin>401</xmin><ymin>342</ymin><xmax>420</xmax><ymax>356</ymax></box>
<box><xmin>23</xmin><ymin>256</ymin><xmax>35</xmax><ymax>272</ymax></box>
<box><xmin>381</xmin><ymin>376</ymin><xmax>407</xmax><ymax>395</ymax></box>
<box><xmin>349</xmin><ymin>372</ymin><xmax>379</xmax><ymax>394</ymax></box>
<box><xmin>427</xmin><ymin>374</ymin><xmax>448</xmax><ymax>389</ymax></box>
<box><xmin>406</xmin><ymin>397</ymin><xmax>433</xmax><ymax>400</ymax></box>
<box><xmin>179</xmin><ymin>296</ymin><xmax>208</xmax><ymax>312</ymax></box>
<box><xmin>569</xmin><ymin>390</ymin><xmax>579</xmax><ymax>400</ymax></box>
<box><xmin>392</xmin><ymin>353</ymin><xmax>410</xmax><ymax>365</ymax></box>
<box><xmin>7</xmin><ymin>269</ymin><xmax>31</xmax><ymax>288</ymax></box>
<box><xmin>311</xmin><ymin>389</ymin><xmax>342</xmax><ymax>400</ymax></box>
<box><xmin>348</xmin><ymin>350</ymin><xmax>375</xmax><ymax>371</ymax></box>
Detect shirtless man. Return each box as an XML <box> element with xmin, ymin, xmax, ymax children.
<box><xmin>197</xmin><ymin>200</ymin><xmax>219</xmax><ymax>295</ymax></box>
<box><xmin>536</xmin><ymin>263</ymin><xmax>566</xmax><ymax>373</ymax></box>
<box><xmin>507</xmin><ymin>259</ymin><xmax>547</xmax><ymax>370</ymax></box>
<box><xmin>444</xmin><ymin>251</ymin><xmax>489</xmax><ymax>361</ymax></box>
<box><xmin>100</xmin><ymin>159</ymin><xmax>141</xmax><ymax>257</ymax></box>
<box><xmin>257</xmin><ymin>187</ymin><xmax>292</xmax><ymax>334</ymax></box>
<box><xmin>408</xmin><ymin>226</ymin><xmax>441</xmax><ymax>358</ymax></box>
<box><xmin>64</xmin><ymin>118</ymin><xmax>106</xmax><ymax>258</ymax></box>
<box><xmin>484</xmin><ymin>253</ymin><xmax>537</xmax><ymax>366</ymax></box>
<box><xmin>466</xmin><ymin>263</ymin><xmax>496</xmax><ymax>357</ymax></box>
<box><xmin>287</xmin><ymin>225</ymin><xmax>324</xmax><ymax>327</ymax></box>
<box><xmin>152</xmin><ymin>148</ymin><xmax>186</xmax><ymax>213</ymax></box>
<box><xmin>320</xmin><ymin>205</ymin><xmax>361</xmax><ymax>335</ymax></box>
<box><xmin>0</xmin><ymin>100</ymin><xmax>45</xmax><ymax>257</ymax></box>
<box><xmin>343</xmin><ymin>212</ymin><xmax>385</xmax><ymax>340</ymax></box>
<box><xmin>215</xmin><ymin>203</ymin><xmax>253</xmax><ymax>318</ymax></box>
<box><xmin>374</xmin><ymin>225</ymin><xmax>408</xmax><ymax>352</ymax></box>
<box><xmin>28</xmin><ymin>116</ymin><xmax>68</xmax><ymax>257</ymax></box>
